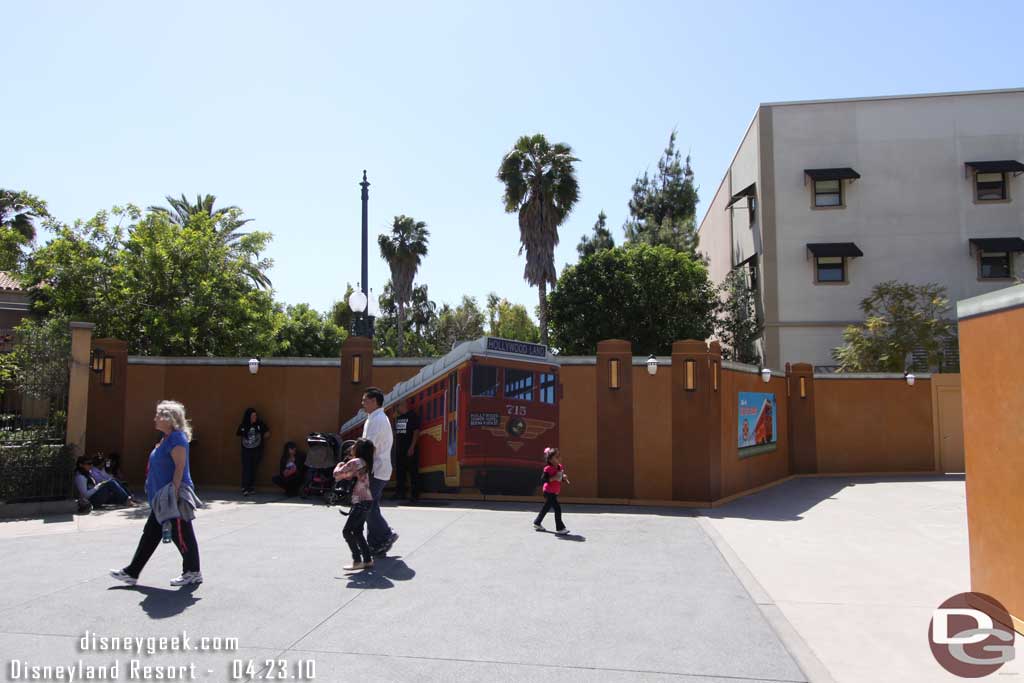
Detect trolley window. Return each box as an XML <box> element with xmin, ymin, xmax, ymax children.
<box><xmin>539</xmin><ymin>373</ymin><xmax>556</xmax><ymax>404</ymax></box>
<box><xmin>504</xmin><ymin>368</ymin><xmax>534</xmax><ymax>401</ymax></box>
<box><xmin>472</xmin><ymin>365</ymin><xmax>499</xmax><ymax>397</ymax></box>
<box><xmin>448</xmin><ymin>373</ymin><xmax>457</xmax><ymax>411</ymax></box>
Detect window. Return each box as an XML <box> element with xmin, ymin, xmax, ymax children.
<box><xmin>748</xmin><ymin>257</ymin><xmax>758</xmax><ymax>292</ymax></box>
<box><xmin>976</xmin><ymin>172</ymin><xmax>1007</xmax><ymax>201</ymax></box>
<box><xmin>815</xmin><ymin>256</ymin><xmax>845</xmax><ymax>283</ymax></box>
<box><xmin>471</xmin><ymin>365</ymin><xmax>499</xmax><ymax>397</ymax></box>
<box><xmin>748</xmin><ymin>196</ymin><xmax>757</xmax><ymax>225</ymax></box>
<box><xmin>448</xmin><ymin>373</ymin><xmax>457</xmax><ymax>411</ymax></box>
<box><xmin>539</xmin><ymin>373</ymin><xmax>556</xmax><ymax>404</ymax></box>
<box><xmin>979</xmin><ymin>251</ymin><xmax>1011</xmax><ymax>279</ymax></box>
<box><xmin>504</xmin><ymin>368</ymin><xmax>534</xmax><ymax>401</ymax></box>
<box><xmin>814</xmin><ymin>179</ymin><xmax>842</xmax><ymax>207</ymax></box>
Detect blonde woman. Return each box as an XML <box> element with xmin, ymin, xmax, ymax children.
<box><xmin>111</xmin><ymin>401</ymin><xmax>203</xmax><ymax>586</ymax></box>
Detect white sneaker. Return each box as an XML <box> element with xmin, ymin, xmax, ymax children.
<box><xmin>533</xmin><ymin>523</ymin><xmax>546</xmax><ymax>531</ymax></box>
<box><xmin>555</xmin><ymin>528</ymin><xmax>570</xmax><ymax>536</ymax></box>
<box><xmin>110</xmin><ymin>569</ymin><xmax>137</xmax><ymax>585</ymax></box>
<box><xmin>170</xmin><ymin>571</ymin><xmax>203</xmax><ymax>586</ymax></box>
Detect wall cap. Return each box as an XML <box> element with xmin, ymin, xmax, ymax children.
<box><xmin>957</xmin><ymin>283</ymin><xmax>1024</xmax><ymax>321</ymax></box>
<box><xmin>69</xmin><ymin>321</ymin><xmax>96</xmax><ymax>330</ymax></box>
<box><xmin>722</xmin><ymin>360</ymin><xmax>785</xmax><ymax>376</ymax></box>
<box><xmin>814</xmin><ymin>372</ymin><xmax>933</xmax><ymax>380</ymax></box>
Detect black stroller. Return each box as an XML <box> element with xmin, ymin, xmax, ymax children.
<box><xmin>301</xmin><ymin>432</ymin><xmax>341</xmax><ymax>502</ymax></box>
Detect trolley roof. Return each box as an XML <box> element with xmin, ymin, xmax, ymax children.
<box><xmin>339</xmin><ymin>337</ymin><xmax>559</xmax><ymax>434</ymax></box>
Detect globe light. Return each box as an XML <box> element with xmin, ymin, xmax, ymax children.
<box><xmin>348</xmin><ymin>290</ymin><xmax>368</xmax><ymax>314</ymax></box>
<box><xmin>248</xmin><ymin>358</ymin><xmax>260</xmax><ymax>375</ymax></box>
<box><xmin>760</xmin><ymin>368</ymin><xmax>772</xmax><ymax>383</ymax></box>
<box><xmin>905</xmin><ymin>372</ymin><xmax>916</xmax><ymax>387</ymax></box>
<box><xmin>368</xmin><ymin>289</ymin><xmax>379</xmax><ymax>317</ymax></box>
<box><xmin>646</xmin><ymin>355</ymin><xmax>658</xmax><ymax>376</ymax></box>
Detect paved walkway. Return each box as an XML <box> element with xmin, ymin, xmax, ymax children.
<box><xmin>1</xmin><ymin>476</ymin><xmax>1017</xmax><ymax>682</ymax></box>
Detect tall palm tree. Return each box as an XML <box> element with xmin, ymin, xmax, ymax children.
<box><xmin>148</xmin><ymin>193</ymin><xmax>270</xmax><ymax>288</ymax></box>
<box><xmin>0</xmin><ymin>189</ymin><xmax>49</xmax><ymax>243</ymax></box>
<box><xmin>497</xmin><ymin>134</ymin><xmax>580</xmax><ymax>346</ymax></box>
<box><xmin>378</xmin><ymin>215</ymin><xmax>430</xmax><ymax>356</ymax></box>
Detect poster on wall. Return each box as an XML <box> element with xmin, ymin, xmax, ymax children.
<box><xmin>738</xmin><ymin>392</ymin><xmax>777</xmax><ymax>458</ymax></box>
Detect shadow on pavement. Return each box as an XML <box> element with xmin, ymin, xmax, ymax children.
<box><xmin>341</xmin><ymin>557</ymin><xmax>415</xmax><ymax>590</ymax></box>
<box><xmin>553</xmin><ymin>533</ymin><xmax>586</xmax><ymax>542</ymax></box>
<box><xmin>108</xmin><ymin>584</ymin><xmax>202</xmax><ymax>618</ymax></box>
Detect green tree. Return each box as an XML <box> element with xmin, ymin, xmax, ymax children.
<box><xmin>25</xmin><ymin>206</ymin><xmax>281</xmax><ymax>356</ymax></box>
<box><xmin>148</xmin><ymin>193</ymin><xmax>271</xmax><ymax>288</ymax></box>
<box><xmin>0</xmin><ymin>189</ymin><xmax>50</xmax><ymax>271</ymax></box>
<box><xmin>275</xmin><ymin>303</ymin><xmax>347</xmax><ymax>357</ymax></box>
<box><xmin>832</xmin><ymin>281</ymin><xmax>958</xmax><ymax>372</ymax></box>
<box><xmin>623</xmin><ymin>131</ymin><xmax>700</xmax><ymax>255</ymax></box>
<box><xmin>433</xmin><ymin>296</ymin><xmax>486</xmax><ymax>352</ymax></box>
<box><xmin>330</xmin><ymin>284</ymin><xmax>357</xmax><ymax>334</ymax></box>
<box><xmin>485</xmin><ymin>293</ymin><xmax>540</xmax><ymax>342</ymax></box>
<box><xmin>374</xmin><ymin>282</ymin><xmax>439</xmax><ymax>357</ymax></box>
<box><xmin>715</xmin><ymin>267</ymin><xmax>763</xmax><ymax>364</ymax></box>
<box><xmin>497</xmin><ymin>134</ymin><xmax>580</xmax><ymax>346</ymax></box>
<box><xmin>577</xmin><ymin>210</ymin><xmax>615</xmax><ymax>260</ymax></box>
<box><xmin>377</xmin><ymin>215</ymin><xmax>430</xmax><ymax>356</ymax></box>
<box><xmin>548</xmin><ymin>244</ymin><xmax>717</xmax><ymax>355</ymax></box>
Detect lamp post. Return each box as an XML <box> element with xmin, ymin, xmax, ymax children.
<box><xmin>353</xmin><ymin>170</ymin><xmax>375</xmax><ymax>338</ymax></box>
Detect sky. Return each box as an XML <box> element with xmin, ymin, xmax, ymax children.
<box><xmin>5</xmin><ymin>0</ymin><xmax>1023</xmax><ymax>321</ymax></box>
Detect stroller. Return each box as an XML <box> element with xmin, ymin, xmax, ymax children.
<box><xmin>301</xmin><ymin>432</ymin><xmax>341</xmax><ymax>501</ymax></box>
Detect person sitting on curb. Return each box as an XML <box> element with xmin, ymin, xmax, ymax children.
<box><xmin>73</xmin><ymin>455</ymin><xmax>137</xmax><ymax>512</ymax></box>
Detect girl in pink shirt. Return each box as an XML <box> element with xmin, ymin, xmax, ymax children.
<box><xmin>534</xmin><ymin>447</ymin><xmax>570</xmax><ymax>535</ymax></box>
<box><xmin>334</xmin><ymin>439</ymin><xmax>376</xmax><ymax>571</ymax></box>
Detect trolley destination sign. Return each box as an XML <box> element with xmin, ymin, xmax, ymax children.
<box><xmin>485</xmin><ymin>337</ymin><xmax>548</xmax><ymax>358</ymax></box>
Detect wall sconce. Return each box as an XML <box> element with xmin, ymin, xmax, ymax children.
<box><xmin>904</xmin><ymin>371</ymin><xmax>916</xmax><ymax>387</ymax></box>
<box><xmin>90</xmin><ymin>349</ymin><xmax>105</xmax><ymax>373</ymax></box>
<box><xmin>609</xmin><ymin>358</ymin><xmax>620</xmax><ymax>389</ymax></box>
<box><xmin>799</xmin><ymin>376</ymin><xmax>807</xmax><ymax>398</ymax></box>
<box><xmin>760</xmin><ymin>368</ymin><xmax>772</xmax><ymax>384</ymax></box>
<box><xmin>712</xmin><ymin>361</ymin><xmax>719</xmax><ymax>391</ymax></box>
<box><xmin>352</xmin><ymin>355</ymin><xmax>362</xmax><ymax>384</ymax></box>
<box><xmin>646</xmin><ymin>355</ymin><xmax>658</xmax><ymax>376</ymax></box>
<box><xmin>684</xmin><ymin>359</ymin><xmax>696</xmax><ymax>391</ymax></box>
<box><xmin>248</xmin><ymin>358</ymin><xmax>260</xmax><ymax>375</ymax></box>
<box><xmin>102</xmin><ymin>357</ymin><xmax>113</xmax><ymax>386</ymax></box>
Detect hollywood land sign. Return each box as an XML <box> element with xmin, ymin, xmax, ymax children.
<box><xmin>929</xmin><ymin>592</ymin><xmax>1016</xmax><ymax>677</ymax></box>
<box><xmin>485</xmin><ymin>337</ymin><xmax>547</xmax><ymax>358</ymax></box>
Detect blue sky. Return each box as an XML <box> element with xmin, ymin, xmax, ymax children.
<box><xmin>5</xmin><ymin>1</ymin><xmax>1022</xmax><ymax>320</ymax></box>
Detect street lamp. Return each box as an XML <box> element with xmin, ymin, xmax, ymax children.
<box><xmin>646</xmin><ymin>355</ymin><xmax>658</xmax><ymax>376</ymax></box>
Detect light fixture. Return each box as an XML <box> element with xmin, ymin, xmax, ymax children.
<box><xmin>90</xmin><ymin>349</ymin><xmax>105</xmax><ymax>373</ymax></box>
<box><xmin>799</xmin><ymin>376</ymin><xmax>807</xmax><ymax>398</ymax></box>
<box><xmin>367</xmin><ymin>288</ymin><xmax>379</xmax><ymax>317</ymax></box>
<box><xmin>684</xmin><ymin>359</ymin><xmax>696</xmax><ymax>391</ymax></box>
<box><xmin>760</xmin><ymin>368</ymin><xmax>772</xmax><ymax>384</ymax></box>
<box><xmin>102</xmin><ymin>358</ymin><xmax>113</xmax><ymax>386</ymax></box>
<box><xmin>904</xmin><ymin>371</ymin><xmax>916</xmax><ymax>387</ymax></box>
<box><xmin>712</xmin><ymin>361</ymin><xmax>719</xmax><ymax>391</ymax></box>
<box><xmin>352</xmin><ymin>355</ymin><xmax>362</xmax><ymax>384</ymax></box>
<box><xmin>609</xmin><ymin>358</ymin><xmax>620</xmax><ymax>389</ymax></box>
<box><xmin>348</xmin><ymin>290</ymin><xmax>368</xmax><ymax>314</ymax></box>
<box><xmin>646</xmin><ymin>354</ymin><xmax>658</xmax><ymax>376</ymax></box>
<box><xmin>248</xmin><ymin>358</ymin><xmax>260</xmax><ymax>375</ymax></box>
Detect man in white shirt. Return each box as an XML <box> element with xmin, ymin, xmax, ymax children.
<box><xmin>360</xmin><ymin>387</ymin><xmax>398</xmax><ymax>555</ymax></box>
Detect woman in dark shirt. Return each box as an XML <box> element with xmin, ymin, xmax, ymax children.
<box><xmin>237</xmin><ymin>407</ymin><xmax>269</xmax><ymax>496</ymax></box>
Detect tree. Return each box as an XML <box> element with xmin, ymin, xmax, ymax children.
<box><xmin>148</xmin><ymin>193</ymin><xmax>270</xmax><ymax>288</ymax></box>
<box><xmin>24</xmin><ymin>205</ymin><xmax>281</xmax><ymax>356</ymax></box>
<box><xmin>623</xmin><ymin>131</ymin><xmax>700</xmax><ymax>255</ymax></box>
<box><xmin>715</xmin><ymin>267</ymin><xmax>763</xmax><ymax>364</ymax></box>
<box><xmin>498</xmin><ymin>134</ymin><xmax>580</xmax><ymax>346</ymax></box>
<box><xmin>374</xmin><ymin>282</ymin><xmax>439</xmax><ymax>357</ymax></box>
<box><xmin>548</xmin><ymin>244</ymin><xmax>717</xmax><ymax>355</ymax></box>
<box><xmin>485</xmin><ymin>293</ymin><xmax>540</xmax><ymax>342</ymax></box>
<box><xmin>577</xmin><ymin>210</ymin><xmax>615</xmax><ymax>259</ymax></box>
<box><xmin>275</xmin><ymin>303</ymin><xmax>347</xmax><ymax>357</ymax></box>
<box><xmin>330</xmin><ymin>284</ymin><xmax>357</xmax><ymax>334</ymax></box>
<box><xmin>433</xmin><ymin>296</ymin><xmax>486</xmax><ymax>352</ymax></box>
<box><xmin>0</xmin><ymin>189</ymin><xmax>50</xmax><ymax>271</ymax></box>
<box><xmin>377</xmin><ymin>215</ymin><xmax>429</xmax><ymax>356</ymax></box>
<box><xmin>832</xmin><ymin>281</ymin><xmax>958</xmax><ymax>372</ymax></box>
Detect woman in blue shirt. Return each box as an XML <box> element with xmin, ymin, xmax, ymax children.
<box><xmin>110</xmin><ymin>400</ymin><xmax>202</xmax><ymax>586</ymax></box>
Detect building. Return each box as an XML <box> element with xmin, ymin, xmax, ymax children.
<box><xmin>698</xmin><ymin>88</ymin><xmax>1024</xmax><ymax>371</ymax></box>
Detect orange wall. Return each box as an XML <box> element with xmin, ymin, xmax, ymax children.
<box><xmin>633</xmin><ymin>366</ymin><xmax>672</xmax><ymax>500</ymax></box>
<box><xmin>559</xmin><ymin>365</ymin><xmax>597</xmax><ymax>498</ymax></box>
<box><xmin>960</xmin><ymin>304</ymin><xmax>1024</xmax><ymax>628</ymax></box>
<box><xmin>719</xmin><ymin>369</ymin><xmax>791</xmax><ymax>499</ymax></box>
<box><xmin>814</xmin><ymin>378</ymin><xmax>935</xmax><ymax>473</ymax></box>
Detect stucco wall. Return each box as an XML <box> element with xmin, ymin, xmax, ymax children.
<box><xmin>719</xmin><ymin>369</ymin><xmax>790</xmax><ymax>499</ymax></box>
<box><xmin>632</xmin><ymin>365</ymin><xmax>672</xmax><ymax>500</ymax></box>
<box><xmin>558</xmin><ymin>364</ymin><xmax>597</xmax><ymax>498</ymax></box>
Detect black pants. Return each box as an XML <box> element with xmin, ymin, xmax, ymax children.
<box><xmin>241</xmin><ymin>449</ymin><xmax>261</xmax><ymax>490</ymax></box>
<box><xmin>272</xmin><ymin>473</ymin><xmax>302</xmax><ymax>496</ymax></box>
<box><xmin>534</xmin><ymin>493</ymin><xmax>565</xmax><ymax>531</ymax></box>
<box><xmin>343</xmin><ymin>501</ymin><xmax>372</xmax><ymax>563</ymax></box>
<box><xmin>394</xmin><ymin>448</ymin><xmax>419</xmax><ymax>498</ymax></box>
<box><xmin>125</xmin><ymin>512</ymin><xmax>200</xmax><ymax>578</ymax></box>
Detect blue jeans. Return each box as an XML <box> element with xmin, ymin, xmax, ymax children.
<box><xmin>367</xmin><ymin>477</ymin><xmax>393</xmax><ymax>548</ymax></box>
<box><xmin>89</xmin><ymin>480</ymin><xmax>130</xmax><ymax>507</ymax></box>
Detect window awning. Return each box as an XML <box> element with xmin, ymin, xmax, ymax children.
<box><xmin>804</xmin><ymin>168</ymin><xmax>861</xmax><ymax>182</ymax></box>
<box><xmin>806</xmin><ymin>242</ymin><xmax>864</xmax><ymax>258</ymax></box>
<box><xmin>965</xmin><ymin>160</ymin><xmax>1024</xmax><ymax>175</ymax></box>
<box><xmin>969</xmin><ymin>237</ymin><xmax>1024</xmax><ymax>253</ymax></box>
<box><xmin>725</xmin><ymin>183</ymin><xmax>757</xmax><ymax>208</ymax></box>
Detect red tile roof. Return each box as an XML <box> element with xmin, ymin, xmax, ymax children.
<box><xmin>0</xmin><ymin>272</ymin><xmax>26</xmax><ymax>292</ymax></box>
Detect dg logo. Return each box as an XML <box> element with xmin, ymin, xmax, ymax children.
<box><xmin>929</xmin><ymin>592</ymin><xmax>1016</xmax><ymax>678</ymax></box>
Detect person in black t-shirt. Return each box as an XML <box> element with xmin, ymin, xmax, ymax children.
<box><xmin>237</xmin><ymin>407</ymin><xmax>270</xmax><ymax>496</ymax></box>
<box><xmin>392</xmin><ymin>398</ymin><xmax>421</xmax><ymax>501</ymax></box>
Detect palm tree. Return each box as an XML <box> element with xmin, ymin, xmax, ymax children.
<box><xmin>0</xmin><ymin>189</ymin><xmax>49</xmax><ymax>243</ymax></box>
<box><xmin>497</xmin><ymin>134</ymin><xmax>580</xmax><ymax>346</ymax></box>
<box><xmin>377</xmin><ymin>215</ymin><xmax>430</xmax><ymax>356</ymax></box>
<box><xmin>148</xmin><ymin>193</ymin><xmax>270</xmax><ymax>288</ymax></box>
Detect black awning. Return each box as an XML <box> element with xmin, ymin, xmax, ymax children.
<box><xmin>806</xmin><ymin>242</ymin><xmax>864</xmax><ymax>258</ymax></box>
<box><xmin>969</xmin><ymin>237</ymin><xmax>1024</xmax><ymax>253</ymax></box>
<box><xmin>725</xmin><ymin>183</ymin><xmax>757</xmax><ymax>208</ymax></box>
<box><xmin>965</xmin><ymin>160</ymin><xmax>1024</xmax><ymax>175</ymax></box>
<box><xmin>804</xmin><ymin>168</ymin><xmax>861</xmax><ymax>181</ymax></box>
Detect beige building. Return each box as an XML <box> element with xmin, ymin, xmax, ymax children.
<box><xmin>698</xmin><ymin>88</ymin><xmax>1024</xmax><ymax>370</ymax></box>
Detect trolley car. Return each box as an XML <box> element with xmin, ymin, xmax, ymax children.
<box><xmin>340</xmin><ymin>337</ymin><xmax>560</xmax><ymax>495</ymax></box>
